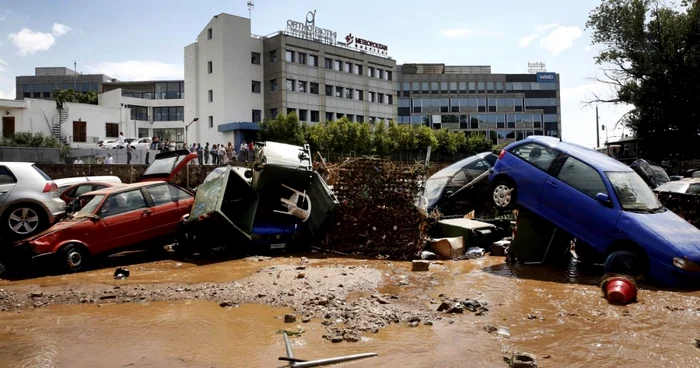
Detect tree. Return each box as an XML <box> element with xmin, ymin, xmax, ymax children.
<box><xmin>586</xmin><ymin>0</ymin><xmax>700</xmax><ymax>159</ymax></box>
<box><xmin>257</xmin><ymin>112</ymin><xmax>306</xmax><ymax>146</ymax></box>
<box><xmin>54</xmin><ymin>88</ymin><xmax>98</xmax><ymax>109</ymax></box>
<box><xmin>435</xmin><ymin>129</ymin><xmax>467</xmax><ymax>155</ymax></box>
<box><xmin>0</xmin><ymin>132</ymin><xmax>70</xmax><ymax>158</ymax></box>
<box><xmin>465</xmin><ymin>133</ymin><xmax>492</xmax><ymax>155</ymax></box>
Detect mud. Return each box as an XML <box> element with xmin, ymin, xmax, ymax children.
<box><xmin>1</xmin><ymin>254</ymin><xmax>699</xmax><ymax>367</ymax></box>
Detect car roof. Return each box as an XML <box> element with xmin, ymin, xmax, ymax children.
<box><xmin>519</xmin><ymin>136</ymin><xmax>633</xmax><ymax>172</ymax></box>
<box><xmin>80</xmin><ymin>181</ymin><xmax>165</xmax><ymax>196</ymax></box>
<box><xmin>0</xmin><ymin>162</ymin><xmax>36</xmax><ymax>167</ymax></box>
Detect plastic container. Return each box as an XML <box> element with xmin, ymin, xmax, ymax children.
<box><xmin>605</xmin><ymin>277</ymin><xmax>637</xmax><ymax>305</ymax></box>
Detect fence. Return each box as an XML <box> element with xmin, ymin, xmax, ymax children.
<box><xmin>0</xmin><ymin>147</ymin><xmax>61</xmax><ymax>163</ymax></box>
<box><xmin>319</xmin><ymin>151</ymin><xmax>486</xmax><ymax>164</ymax></box>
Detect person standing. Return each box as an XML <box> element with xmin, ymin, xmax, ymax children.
<box><xmin>204</xmin><ymin>142</ymin><xmax>210</xmax><ymax>165</ymax></box>
<box><xmin>105</xmin><ymin>154</ymin><xmax>114</xmax><ymax>165</ymax></box>
<box><xmin>126</xmin><ymin>142</ymin><xmax>133</xmax><ymax>164</ymax></box>
<box><xmin>218</xmin><ymin>144</ymin><xmax>226</xmax><ymax>165</ymax></box>
<box><xmin>210</xmin><ymin>144</ymin><xmax>218</xmax><ymax>165</ymax></box>
<box><xmin>196</xmin><ymin>143</ymin><xmax>203</xmax><ymax>166</ymax></box>
<box><xmin>240</xmin><ymin>140</ymin><xmax>248</xmax><ymax>162</ymax></box>
<box><xmin>248</xmin><ymin>140</ymin><xmax>254</xmax><ymax>161</ymax></box>
<box><xmin>73</xmin><ymin>157</ymin><xmax>84</xmax><ymax>164</ymax></box>
<box><xmin>117</xmin><ymin>132</ymin><xmax>125</xmax><ymax>148</ymax></box>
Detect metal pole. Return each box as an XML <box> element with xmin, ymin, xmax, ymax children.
<box><xmin>596</xmin><ymin>105</ymin><xmax>600</xmax><ymax>148</ymax></box>
<box><xmin>185</xmin><ymin>125</ymin><xmax>189</xmax><ymax>189</ymax></box>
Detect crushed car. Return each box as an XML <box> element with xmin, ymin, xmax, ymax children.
<box><xmin>10</xmin><ymin>150</ymin><xmax>198</xmax><ymax>273</ymax></box>
<box><xmin>489</xmin><ymin>136</ymin><xmax>700</xmax><ymax>287</ymax></box>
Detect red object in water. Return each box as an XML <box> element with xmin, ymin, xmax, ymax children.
<box><xmin>605</xmin><ymin>277</ymin><xmax>637</xmax><ymax>305</ymax></box>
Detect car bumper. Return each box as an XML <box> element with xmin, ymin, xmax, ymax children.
<box><xmin>650</xmin><ymin>258</ymin><xmax>700</xmax><ymax>288</ymax></box>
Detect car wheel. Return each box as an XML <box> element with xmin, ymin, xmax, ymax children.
<box><xmin>60</xmin><ymin>244</ymin><xmax>90</xmax><ymax>273</ymax></box>
<box><xmin>2</xmin><ymin>203</ymin><xmax>47</xmax><ymax>239</ymax></box>
<box><xmin>492</xmin><ymin>180</ymin><xmax>517</xmax><ymax>210</ymax></box>
<box><xmin>604</xmin><ymin>250</ymin><xmax>647</xmax><ymax>278</ymax></box>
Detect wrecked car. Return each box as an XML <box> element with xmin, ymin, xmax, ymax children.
<box><xmin>176</xmin><ymin>142</ymin><xmax>338</xmax><ymax>254</ymax></box>
<box><xmin>421</xmin><ymin>152</ymin><xmax>498</xmax><ymax>216</ymax></box>
<box><xmin>629</xmin><ymin>159</ymin><xmax>670</xmax><ymax>189</ymax></box>
<box><xmin>12</xmin><ymin>150</ymin><xmax>197</xmax><ymax>273</ymax></box>
<box><xmin>489</xmin><ymin>136</ymin><xmax>700</xmax><ymax>287</ymax></box>
<box><xmin>653</xmin><ymin>178</ymin><xmax>700</xmax><ymax>195</ymax></box>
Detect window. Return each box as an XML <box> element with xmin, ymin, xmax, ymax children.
<box><xmin>324</xmin><ymin>58</ymin><xmax>333</xmax><ymax>69</ymax></box>
<box><xmin>207</xmin><ymin>61</ymin><xmax>213</xmax><ymax>74</ymax></box>
<box><xmin>286</xmin><ymin>79</ymin><xmax>295</xmax><ymax>91</ymax></box>
<box><xmin>147</xmin><ymin>184</ymin><xmax>192</xmax><ymax>206</ymax></box>
<box><xmin>487</xmin><ymin>82</ymin><xmax>494</xmax><ymax>91</ymax></box>
<box><xmin>299</xmin><ymin>109</ymin><xmax>308</xmax><ymax>121</ymax></box>
<box><xmin>387</xmin><ymin>71</ymin><xmax>392</xmax><ymax>81</ymax></box>
<box><xmin>297</xmin><ymin>81</ymin><xmax>307</xmax><ymax>93</ymax></box>
<box><xmin>449</xmin><ymin>82</ymin><xmax>457</xmax><ymax>91</ymax></box>
<box><xmin>334</xmin><ymin>60</ymin><xmax>342</xmax><ymax>71</ymax></box>
<box><xmin>310</xmin><ymin>82</ymin><xmax>319</xmax><ymax>94</ymax></box>
<box><xmin>208</xmin><ymin>116</ymin><xmax>213</xmax><ymax>128</ymax></box>
<box><xmin>345</xmin><ymin>88</ymin><xmax>353</xmax><ymax>99</ymax></box>
<box><xmin>287</xmin><ymin>108</ymin><xmax>296</xmax><ymax>116</ymax></box>
<box><xmin>207</xmin><ymin>28</ymin><xmax>212</xmax><ymax>40</ymax></box>
<box><xmin>270</xmin><ymin>108</ymin><xmax>278</xmax><ymax>118</ymax></box>
<box><xmin>286</xmin><ymin>50</ymin><xmax>295</xmax><ymax>62</ymax></box>
<box><xmin>208</xmin><ymin>90</ymin><xmax>213</xmax><ymax>102</ymax></box>
<box><xmin>556</xmin><ymin>156</ymin><xmax>608</xmax><ymax>199</ymax></box>
<box><xmin>335</xmin><ymin>86</ymin><xmax>343</xmax><ymax>98</ymax></box>
<box><xmin>440</xmin><ymin>82</ymin><xmax>448</xmax><ymax>91</ymax></box>
<box><xmin>325</xmin><ymin>112</ymin><xmax>333</xmax><ymax>121</ymax></box>
<box><xmin>468</xmin><ymin>82</ymin><xmax>476</xmax><ymax>91</ymax></box>
<box><xmin>354</xmin><ymin>64</ymin><xmax>362</xmax><ymax>75</ymax></box>
<box><xmin>378</xmin><ymin>69</ymin><xmax>385</xmax><ymax>79</ymax></box>
<box><xmin>269</xmin><ymin>79</ymin><xmax>278</xmax><ymax>92</ymax></box>
<box><xmin>298</xmin><ymin>52</ymin><xmax>307</xmax><ymax>65</ymax></box>
<box><xmin>347</xmin><ymin>114</ymin><xmax>354</xmax><ymax>122</ymax></box>
<box><xmin>308</xmin><ymin>55</ymin><xmax>318</xmax><ymax>67</ymax></box>
<box><xmin>368</xmin><ymin>67</ymin><xmax>375</xmax><ymax>78</ymax></box>
<box><xmin>252</xmin><ymin>109</ymin><xmax>261</xmax><ymax>123</ymax></box>
<box><xmin>100</xmin><ymin>190</ymin><xmax>147</xmax><ymax>217</ymax></box>
<box><xmin>73</xmin><ymin>184</ymin><xmax>94</xmax><ymax>197</ymax></box>
<box><xmin>250</xmin><ymin>80</ymin><xmax>261</xmax><ymax>93</ymax></box>
<box><xmin>354</xmin><ymin>89</ymin><xmax>363</xmax><ymax>100</ymax></box>
<box><xmin>511</xmin><ymin>142</ymin><xmax>560</xmax><ymax>172</ymax></box>
<box><xmin>311</xmin><ymin>110</ymin><xmax>319</xmax><ymax>122</ymax></box>
<box><xmin>342</xmin><ymin>62</ymin><xmax>350</xmax><ymax>73</ymax></box>
<box><xmin>251</xmin><ymin>52</ymin><xmax>260</xmax><ymax>65</ymax></box>
<box><xmin>106</xmin><ymin>123</ymin><xmax>119</xmax><ymax>138</ymax></box>
<box><xmin>388</xmin><ymin>95</ymin><xmax>393</xmax><ymax>105</ymax></box>
<box><xmin>336</xmin><ymin>113</ymin><xmax>344</xmax><ymax>120</ymax></box>
<box><xmin>154</xmin><ymin>82</ymin><xmax>184</xmax><ymax>99</ymax></box>
<box><xmin>269</xmin><ymin>50</ymin><xmax>277</xmax><ymax>63</ymax></box>
<box><xmin>325</xmin><ymin>84</ymin><xmax>333</xmax><ymax>96</ymax></box>
<box><xmin>128</xmin><ymin>105</ymin><xmax>148</xmax><ymax>121</ymax></box>
<box><xmin>356</xmin><ymin>115</ymin><xmax>364</xmax><ymax>123</ymax></box>
<box><xmin>369</xmin><ymin>92</ymin><xmax>376</xmax><ymax>102</ymax></box>
<box><xmin>378</xmin><ymin>93</ymin><xmax>385</xmax><ymax>103</ymax></box>
<box><xmin>153</xmin><ymin>107</ymin><xmax>184</xmax><ymax>121</ymax></box>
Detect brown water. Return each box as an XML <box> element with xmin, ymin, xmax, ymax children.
<box><xmin>1</xmin><ymin>256</ymin><xmax>699</xmax><ymax>367</ymax></box>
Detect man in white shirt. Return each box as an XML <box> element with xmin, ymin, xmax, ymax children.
<box><xmin>105</xmin><ymin>154</ymin><xmax>114</xmax><ymax>164</ymax></box>
<box><xmin>73</xmin><ymin>157</ymin><xmax>84</xmax><ymax>164</ymax></box>
<box><xmin>117</xmin><ymin>132</ymin><xmax>125</xmax><ymax>148</ymax></box>
<box><xmin>240</xmin><ymin>141</ymin><xmax>248</xmax><ymax>162</ymax></box>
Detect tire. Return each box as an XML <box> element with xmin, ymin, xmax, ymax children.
<box><xmin>1</xmin><ymin>203</ymin><xmax>48</xmax><ymax>240</ymax></box>
<box><xmin>60</xmin><ymin>244</ymin><xmax>90</xmax><ymax>273</ymax></box>
<box><xmin>492</xmin><ymin>179</ymin><xmax>517</xmax><ymax>210</ymax></box>
<box><xmin>604</xmin><ymin>250</ymin><xmax>647</xmax><ymax>278</ymax></box>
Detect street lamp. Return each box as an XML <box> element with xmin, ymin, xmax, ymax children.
<box><xmin>185</xmin><ymin>117</ymin><xmax>199</xmax><ymax>190</ymax></box>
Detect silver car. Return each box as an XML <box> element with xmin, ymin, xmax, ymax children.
<box><xmin>0</xmin><ymin>162</ymin><xmax>66</xmax><ymax>239</ymax></box>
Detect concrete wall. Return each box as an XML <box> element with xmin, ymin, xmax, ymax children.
<box><xmin>0</xmin><ymin>148</ymin><xmax>61</xmax><ymax>163</ymax></box>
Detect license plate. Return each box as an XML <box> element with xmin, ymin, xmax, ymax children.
<box><xmin>270</xmin><ymin>243</ymin><xmax>286</xmax><ymax>249</ymax></box>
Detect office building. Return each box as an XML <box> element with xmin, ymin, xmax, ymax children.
<box><xmin>396</xmin><ymin>64</ymin><xmax>561</xmax><ymax>144</ymax></box>
<box><xmin>16</xmin><ymin>67</ymin><xmax>115</xmax><ymax>100</ymax></box>
<box><xmin>184</xmin><ymin>13</ymin><xmax>396</xmax><ymax>147</ymax></box>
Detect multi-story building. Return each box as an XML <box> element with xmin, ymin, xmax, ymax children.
<box><xmin>396</xmin><ymin>64</ymin><xmax>561</xmax><ymax>144</ymax></box>
<box><xmin>184</xmin><ymin>13</ymin><xmax>396</xmax><ymax>147</ymax></box>
<box><xmin>16</xmin><ymin>67</ymin><xmax>115</xmax><ymax>100</ymax></box>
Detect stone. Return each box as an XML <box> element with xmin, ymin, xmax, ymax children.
<box><xmin>507</xmin><ymin>352</ymin><xmax>537</xmax><ymax>368</ymax></box>
<box><xmin>219</xmin><ymin>301</ymin><xmax>234</xmax><ymax>307</ymax></box>
<box><xmin>331</xmin><ymin>336</ymin><xmax>343</xmax><ymax>343</ymax></box>
<box><xmin>343</xmin><ymin>333</ymin><xmax>359</xmax><ymax>342</ymax></box>
<box><xmin>297</xmin><ymin>273</ymin><xmax>306</xmax><ymax>279</ymax></box>
<box><xmin>99</xmin><ymin>294</ymin><xmax>116</xmax><ymax>300</ymax></box>
<box><xmin>423</xmin><ymin>321</ymin><xmax>433</xmax><ymax>326</ymax></box>
<box><xmin>284</xmin><ymin>314</ymin><xmax>297</xmax><ymax>323</ymax></box>
<box><xmin>411</xmin><ymin>260</ymin><xmax>430</xmax><ymax>272</ymax></box>
<box><xmin>483</xmin><ymin>325</ymin><xmax>498</xmax><ymax>333</ymax></box>
<box><xmin>408</xmin><ymin>321</ymin><xmax>419</xmax><ymax>327</ymax></box>
<box><xmin>301</xmin><ymin>316</ymin><xmax>311</xmax><ymax>323</ymax></box>
<box><xmin>408</xmin><ymin>315</ymin><xmax>421</xmax><ymax>323</ymax></box>
<box><xmin>29</xmin><ymin>291</ymin><xmax>43</xmax><ymax>298</ymax></box>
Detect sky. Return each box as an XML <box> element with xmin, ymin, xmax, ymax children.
<box><xmin>0</xmin><ymin>0</ymin><xmax>634</xmax><ymax>148</ymax></box>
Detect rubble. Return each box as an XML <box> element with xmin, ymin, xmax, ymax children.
<box><xmin>411</xmin><ymin>260</ymin><xmax>430</xmax><ymax>272</ymax></box>
<box><xmin>504</xmin><ymin>351</ymin><xmax>537</xmax><ymax>368</ymax></box>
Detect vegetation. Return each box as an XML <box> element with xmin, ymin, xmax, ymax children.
<box><xmin>53</xmin><ymin>88</ymin><xmax>98</xmax><ymax>109</ymax></box>
<box><xmin>257</xmin><ymin>113</ymin><xmax>494</xmax><ymax>158</ymax></box>
<box><xmin>586</xmin><ymin>0</ymin><xmax>700</xmax><ymax>159</ymax></box>
<box><xmin>0</xmin><ymin>132</ymin><xmax>70</xmax><ymax>158</ymax></box>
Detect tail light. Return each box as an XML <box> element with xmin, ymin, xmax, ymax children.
<box><xmin>498</xmin><ymin>149</ymin><xmax>506</xmax><ymax>160</ymax></box>
<box><xmin>43</xmin><ymin>181</ymin><xmax>58</xmax><ymax>193</ymax></box>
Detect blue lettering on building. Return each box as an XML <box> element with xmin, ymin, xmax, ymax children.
<box><xmin>536</xmin><ymin>72</ymin><xmax>556</xmax><ymax>83</ymax></box>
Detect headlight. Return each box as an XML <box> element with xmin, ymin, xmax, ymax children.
<box><xmin>672</xmin><ymin>257</ymin><xmax>700</xmax><ymax>272</ymax></box>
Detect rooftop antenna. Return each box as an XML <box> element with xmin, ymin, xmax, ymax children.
<box><xmin>247</xmin><ymin>0</ymin><xmax>254</xmax><ymax>19</ymax></box>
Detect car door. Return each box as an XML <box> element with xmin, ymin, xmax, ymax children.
<box><xmin>446</xmin><ymin>159</ymin><xmax>493</xmax><ymax>213</ymax></box>
<box><xmin>507</xmin><ymin>142</ymin><xmax>563</xmax><ymax>211</ymax></box>
<box><xmin>0</xmin><ymin>166</ymin><xmax>17</xmax><ymax>208</ymax></box>
<box><xmin>145</xmin><ymin>183</ymin><xmax>193</xmax><ymax>237</ymax></box>
<box><xmin>93</xmin><ymin>189</ymin><xmax>153</xmax><ymax>253</ymax></box>
<box><xmin>539</xmin><ymin>155</ymin><xmax>620</xmax><ymax>248</ymax></box>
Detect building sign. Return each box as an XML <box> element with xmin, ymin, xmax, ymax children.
<box><xmin>527</xmin><ymin>62</ymin><xmax>546</xmax><ymax>74</ymax></box>
<box><xmin>286</xmin><ymin>10</ymin><xmax>337</xmax><ymax>45</ymax></box>
<box><xmin>536</xmin><ymin>72</ymin><xmax>556</xmax><ymax>83</ymax></box>
<box><xmin>344</xmin><ymin>33</ymin><xmax>389</xmax><ymax>56</ymax></box>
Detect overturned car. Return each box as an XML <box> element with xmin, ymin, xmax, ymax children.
<box><xmin>175</xmin><ymin>141</ymin><xmax>339</xmax><ymax>254</ymax></box>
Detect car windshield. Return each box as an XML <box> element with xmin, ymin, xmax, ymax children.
<box><xmin>606</xmin><ymin>172</ymin><xmax>663</xmax><ymax>211</ymax></box>
<box><xmin>74</xmin><ymin>195</ymin><xmax>104</xmax><ymax>217</ymax></box>
<box><xmin>424</xmin><ymin>177</ymin><xmax>449</xmax><ymax>208</ymax></box>
<box><xmin>143</xmin><ymin>154</ymin><xmax>186</xmax><ymax>177</ymax></box>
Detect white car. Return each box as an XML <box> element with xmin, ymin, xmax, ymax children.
<box><xmin>54</xmin><ymin>176</ymin><xmax>123</xmax><ymax>195</ymax></box>
<box><xmin>104</xmin><ymin>137</ymin><xmax>136</xmax><ymax>149</ymax></box>
<box><xmin>131</xmin><ymin>138</ymin><xmax>152</xmax><ymax>150</ymax></box>
<box><xmin>100</xmin><ymin>139</ymin><xmax>116</xmax><ymax>149</ymax></box>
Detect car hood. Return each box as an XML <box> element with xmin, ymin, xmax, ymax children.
<box><xmin>624</xmin><ymin>210</ymin><xmax>700</xmax><ymax>256</ymax></box>
<box><xmin>18</xmin><ymin>217</ymin><xmax>88</xmax><ymax>243</ymax></box>
<box><xmin>140</xmin><ymin>149</ymin><xmax>198</xmax><ymax>183</ymax></box>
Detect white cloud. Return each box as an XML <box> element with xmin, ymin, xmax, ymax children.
<box><xmin>87</xmin><ymin>61</ymin><xmax>184</xmax><ymax>80</ymax></box>
<box><xmin>0</xmin><ymin>58</ymin><xmax>13</xmax><ymax>100</ymax></box>
<box><xmin>8</xmin><ymin>28</ymin><xmax>55</xmax><ymax>56</ymax></box>
<box><xmin>441</xmin><ymin>28</ymin><xmax>505</xmax><ymax>38</ymax></box>
<box><xmin>518</xmin><ymin>34</ymin><xmax>538</xmax><ymax>47</ymax></box>
<box><xmin>0</xmin><ymin>58</ymin><xmax>7</xmax><ymax>73</ymax></box>
<box><xmin>535</xmin><ymin>23</ymin><xmax>559</xmax><ymax>32</ymax></box>
<box><xmin>539</xmin><ymin>26</ymin><xmax>583</xmax><ymax>55</ymax></box>
<box><xmin>52</xmin><ymin>23</ymin><xmax>71</xmax><ymax>36</ymax></box>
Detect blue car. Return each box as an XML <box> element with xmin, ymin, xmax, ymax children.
<box><xmin>489</xmin><ymin>136</ymin><xmax>700</xmax><ymax>286</ymax></box>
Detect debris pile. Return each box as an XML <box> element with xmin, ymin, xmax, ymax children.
<box><xmin>318</xmin><ymin>157</ymin><xmax>438</xmax><ymax>259</ymax></box>
<box><xmin>657</xmin><ymin>192</ymin><xmax>700</xmax><ymax>228</ymax></box>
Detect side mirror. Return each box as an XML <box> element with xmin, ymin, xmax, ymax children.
<box><xmin>595</xmin><ymin>192</ymin><xmax>612</xmax><ymax>207</ymax></box>
<box><xmin>244</xmin><ymin>169</ymin><xmax>253</xmax><ymax>178</ymax></box>
<box><xmin>90</xmin><ymin>215</ymin><xmax>101</xmax><ymax>222</ymax></box>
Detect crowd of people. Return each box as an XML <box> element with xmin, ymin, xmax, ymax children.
<box><xmin>185</xmin><ymin>139</ymin><xmax>255</xmax><ymax>166</ymax></box>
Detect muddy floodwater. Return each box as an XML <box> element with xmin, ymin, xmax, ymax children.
<box><xmin>0</xmin><ymin>254</ymin><xmax>699</xmax><ymax>367</ymax></box>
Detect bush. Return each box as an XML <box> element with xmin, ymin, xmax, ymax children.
<box><xmin>0</xmin><ymin>132</ymin><xmax>70</xmax><ymax>159</ymax></box>
<box><xmin>258</xmin><ymin>114</ymin><xmax>495</xmax><ymax>159</ymax></box>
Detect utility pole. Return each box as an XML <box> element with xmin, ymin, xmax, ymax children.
<box><xmin>596</xmin><ymin>105</ymin><xmax>600</xmax><ymax>148</ymax></box>
<box><xmin>73</xmin><ymin>61</ymin><xmax>77</xmax><ymax>90</ymax></box>
<box><xmin>247</xmin><ymin>0</ymin><xmax>254</xmax><ymax>19</ymax></box>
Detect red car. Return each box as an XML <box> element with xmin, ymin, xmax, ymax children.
<box><xmin>15</xmin><ymin>150</ymin><xmax>197</xmax><ymax>273</ymax></box>
<box><xmin>59</xmin><ymin>181</ymin><xmax>124</xmax><ymax>204</ymax></box>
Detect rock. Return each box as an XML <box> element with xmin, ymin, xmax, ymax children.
<box><xmin>297</xmin><ymin>273</ymin><xmax>305</xmax><ymax>279</ymax></box>
<box><xmin>219</xmin><ymin>301</ymin><xmax>234</xmax><ymax>307</ymax></box>
<box><xmin>296</xmin><ymin>266</ymin><xmax>306</xmax><ymax>270</ymax></box>
<box><xmin>505</xmin><ymin>352</ymin><xmax>537</xmax><ymax>368</ymax></box>
<box><xmin>343</xmin><ymin>333</ymin><xmax>359</xmax><ymax>342</ymax></box>
<box><xmin>408</xmin><ymin>321</ymin><xmax>419</xmax><ymax>327</ymax></box>
<box><xmin>483</xmin><ymin>325</ymin><xmax>498</xmax><ymax>333</ymax></box>
<box><xmin>284</xmin><ymin>314</ymin><xmax>297</xmax><ymax>323</ymax></box>
<box><xmin>408</xmin><ymin>315</ymin><xmax>421</xmax><ymax>323</ymax></box>
<box><xmin>371</xmin><ymin>328</ymin><xmax>379</xmax><ymax>333</ymax></box>
<box><xmin>695</xmin><ymin>339</ymin><xmax>700</xmax><ymax>349</ymax></box>
<box><xmin>423</xmin><ymin>321</ymin><xmax>433</xmax><ymax>326</ymax></box>
<box><xmin>302</xmin><ymin>316</ymin><xmax>311</xmax><ymax>323</ymax></box>
<box><xmin>257</xmin><ymin>293</ymin><xmax>267</xmax><ymax>298</ymax></box>
<box><xmin>420</xmin><ymin>251</ymin><xmax>438</xmax><ymax>260</ymax></box>
<box><xmin>113</xmin><ymin>267</ymin><xmax>130</xmax><ymax>279</ymax></box>
<box><xmin>99</xmin><ymin>294</ymin><xmax>116</xmax><ymax>300</ymax></box>
<box><xmin>371</xmin><ymin>294</ymin><xmax>390</xmax><ymax>305</ymax></box>
<box><xmin>33</xmin><ymin>301</ymin><xmax>44</xmax><ymax>308</ymax></box>
<box><xmin>411</xmin><ymin>260</ymin><xmax>430</xmax><ymax>272</ymax></box>
<box><xmin>438</xmin><ymin>302</ymin><xmax>464</xmax><ymax>313</ymax></box>
<box><xmin>331</xmin><ymin>335</ymin><xmax>343</xmax><ymax>343</ymax></box>
<box><xmin>527</xmin><ymin>314</ymin><xmax>537</xmax><ymax>320</ymax></box>
<box><xmin>29</xmin><ymin>291</ymin><xmax>43</xmax><ymax>298</ymax></box>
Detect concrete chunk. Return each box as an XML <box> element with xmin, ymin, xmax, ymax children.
<box><xmin>411</xmin><ymin>260</ymin><xmax>430</xmax><ymax>272</ymax></box>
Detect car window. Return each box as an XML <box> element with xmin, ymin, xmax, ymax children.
<box><xmin>94</xmin><ymin>185</ymin><xmax>108</xmax><ymax>191</ymax></box>
<box><xmin>688</xmin><ymin>184</ymin><xmax>700</xmax><ymax>195</ymax></box>
<box><xmin>448</xmin><ymin>170</ymin><xmax>469</xmax><ymax>187</ymax></box>
<box><xmin>146</xmin><ymin>184</ymin><xmax>192</xmax><ymax>205</ymax></box>
<box><xmin>74</xmin><ymin>184</ymin><xmax>94</xmax><ymax>197</ymax></box>
<box><xmin>100</xmin><ymin>189</ymin><xmax>148</xmax><ymax>217</ymax></box>
<box><xmin>606</xmin><ymin>172</ymin><xmax>662</xmax><ymax>211</ymax></box>
<box><xmin>0</xmin><ymin>166</ymin><xmax>16</xmax><ymax>184</ymax></box>
<box><xmin>510</xmin><ymin>143</ymin><xmax>560</xmax><ymax>172</ymax></box>
<box><xmin>32</xmin><ymin>165</ymin><xmax>52</xmax><ymax>181</ymax></box>
<box><xmin>556</xmin><ymin>156</ymin><xmax>609</xmax><ymax>198</ymax></box>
